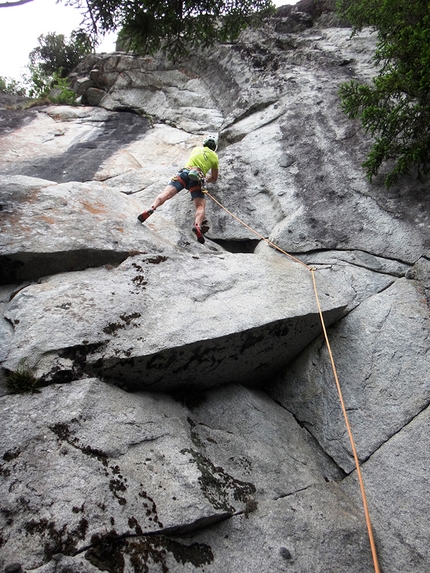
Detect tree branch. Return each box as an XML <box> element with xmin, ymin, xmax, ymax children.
<box><xmin>0</xmin><ymin>0</ymin><xmax>35</xmax><ymax>7</ymax></box>
<box><xmin>84</xmin><ymin>0</ymin><xmax>98</xmax><ymax>35</ymax></box>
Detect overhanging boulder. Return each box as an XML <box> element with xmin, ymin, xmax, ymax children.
<box><xmin>4</xmin><ymin>251</ymin><xmax>346</xmax><ymax>391</ymax></box>
<box><xmin>0</xmin><ymin>176</ymin><xmax>176</xmax><ymax>284</ymax></box>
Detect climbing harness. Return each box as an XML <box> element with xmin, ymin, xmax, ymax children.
<box><xmin>186</xmin><ymin>165</ymin><xmax>205</xmax><ymax>184</ymax></box>
<box><xmin>171</xmin><ymin>168</ymin><xmax>203</xmax><ymax>194</ymax></box>
<box><xmin>204</xmin><ymin>190</ymin><xmax>381</xmax><ymax>573</ymax></box>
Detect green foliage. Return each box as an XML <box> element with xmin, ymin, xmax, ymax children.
<box><xmin>25</xmin><ymin>67</ymin><xmax>78</xmax><ymax>104</ymax></box>
<box><xmin>29</xmin><ymin>30</ymin><xmax>93</xmax><ymax>78</ymax></box>
<box><xmin>0</xmin><ymin>75</ymin><xmax>27</xmax><ymax>96</ymax></box>
<box><xmin>50</xmin><ymin>75</ymin><xmax>79</xmax><ymax>105</ymax></box>
<box><xmin>23</xmin><ymin>31</ymin><xmax>91</xmax><ymax>101</ymax></box>
<box><xmin>1</xmin><ymin>68</ymin><xmax>77</xmax><ymax>103</ymax></box>
<box><xmin>65</xmin><ymin>0</ymin><xmax>275</xmax><ymax>60</ymax></box>
<box><xmin>6</xmin><ymin>361</ymin><xmax>40</xmax><ymax>394</ymax></box>
<box><xmin>26</xmin><ymin>63</ymin><xmax>52</xmax><ymax>98</ymax></box>
<box><xmin>1</xmin><ymin>31</ymin><xmax>87</xmax><ymax>103</ymax></box>
<box><xmin>336</xmin><ymin>0</ymin><xmax>430</xmax><ymax>186</ymax></box>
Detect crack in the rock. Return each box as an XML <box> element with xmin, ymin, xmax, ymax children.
<box><xmin>273</xmin><ymin>485</ymin><xmax>312</xmax><ymax>501</ymax></box>
<box><xmin>346</xmin><ymin>402</ymin><xmax>430</xmax><ymax>470</ymax></box>
<box><xmin>72</xmin><ymin>511</ymin><xmax>231</xmax><ymax>558</ymax></box>
<box><xmin>298</xmin><ymin>248</ymin><xmax>413</xmax><ymax>276</ymax></box>
<box><xmin>267</xmin><ymin>393</ymin><xmax>347</xmax><ymax>480</ymax></box>
<box><xmin>221</xmin><ymin>98</ymin><xmax>279</xmax><ymax>132</ymax></box>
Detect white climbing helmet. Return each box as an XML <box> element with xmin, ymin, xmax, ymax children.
<box><xmin>203</xmin><ymin>135</ymin><xmax>218</xmax><ymax>152</ymax></box>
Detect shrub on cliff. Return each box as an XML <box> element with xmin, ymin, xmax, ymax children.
<box><xmin>1</xmin><ymin>31</ymin><xmax>90</xmax><ymax>100</ymax></box>
<box><xmin>337</xmin><ymin>0</ymin><xmax>430</xmax><ymax>187</ymax></box>
<box><xmin>0</xmin><ymin>75</ymin><xmax>27</xmax><ymax>96</ymax></box>
<box><xmin>25</xmin><ymin>31</ymin><xmax>93</xmax><ymax>100</ymax></box>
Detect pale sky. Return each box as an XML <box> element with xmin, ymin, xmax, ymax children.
<box><xmin>0</xmin><ymin>0</ymin><xmax>297</xmax><ymax>81</ymax></box>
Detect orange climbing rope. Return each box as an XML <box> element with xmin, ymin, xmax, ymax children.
<box><xmin>204</xmin><ymin>191</ymin><xmax>311</xmax><ymax>269</ymax></box>
<box><xmin>310</xmin><ymin>270</ymin><xmax>380</xmax><ymax>573</ymax></box>
<box><xmin>204</xmin><ymin>190</ymin><xmax>381</xmax><ymax>573</ymax></box>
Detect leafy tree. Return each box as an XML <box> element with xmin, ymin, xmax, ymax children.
<box><xmin>65</xmin><ymin>0</ymin><xmax>275</xmax><ymax>59</ymax></box>
<box><xmin>0</xmin><ymin>75</ymin><xmax>26</xmax><ymax>96</ymax></box>
<box><xmin>25</xmin><ymin>63</ymin><xmax>53</xmax><ymax>98</ymax></box>
<box><xmin>8</xmin><ymin>31</ymin><xmax>91</xmax><ymax>101</ymax></box>
<box><xmin>29</xmin><ymin>31</ymin><xmax>93</xmax><ymax>78</ymax></box>
<box><xmin>22</xmin><ymin>31</ymin><xmax>93</xmax><ymax>101</ymax></box>
<box><xmin>23</xmin><ymin>65</ymin><xmax>78</xmax><ymax>103</ymax></box>
<box><xmin>337</xmin><ymin>0</ymin><xmax>430</xmax><ymax>186</ymax></box>
<box><xmin>1</xmin><ymin>31</ymin><xmax>90</xmax><ymax>101</ymax></box>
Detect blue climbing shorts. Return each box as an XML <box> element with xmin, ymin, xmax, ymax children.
<box><xmin>190</xmin><ymin>190</ymin><xmax>206</xmax><ymax>200</ymax></box>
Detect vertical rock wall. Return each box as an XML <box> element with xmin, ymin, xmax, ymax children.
<box><xmin>0</xmin><ymin>6</ymin><xmax>429</xmax><ymax>573</ymax></box>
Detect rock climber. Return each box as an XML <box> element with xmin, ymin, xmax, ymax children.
<box><xmin>137</xmin><ymin>136</ymin><xmax>219</xmax><ymax>244</ymax></box>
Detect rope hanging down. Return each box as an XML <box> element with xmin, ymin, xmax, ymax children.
<box><xmin>204</xmin><ymin>190</ymin><xmax>381</xmax><ymax>573</ymax></box>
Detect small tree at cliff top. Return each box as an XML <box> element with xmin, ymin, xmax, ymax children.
<box><xmin>29</xmin><ymin>31</ymin><xmax>93</xmax><ymax>78</ymax></box>
<box><xmin>0</xmin><ymin>75</ymin><xmax>26</xmax><ymax>96</ymax></box>
<box><xmin>337</xmin><ymin>0</ymin><xmax>430</xmax><ymax>187</ymax></box>
<box><xmin>26</xmin><ymin>31</ymin><xmax>92</xmax><ymax>99</ymax></box>
<box><xmin>64</xmin><ymin>0</ymin><xmax>275</xmax><ymax>59</ymax></box>
<box><xmin>1</xmin><ymin>31</ymin><xmax>91</xmax><ymax>99</ymax></box>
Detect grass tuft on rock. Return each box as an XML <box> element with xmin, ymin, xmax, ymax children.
<box><xmin>6</xmin><ymin>361</ymin><xmax>41</xmax><ymax>394</ymax></box>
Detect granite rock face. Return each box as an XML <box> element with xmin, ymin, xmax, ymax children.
<box><xmin>3</xmin><ymin>250</ymin><xmax>345</xmax><ymax>390</ymax></box>
<box><xmin>1</xmin><ymin>4</ymin><xmax>429</xmax><ymax>573</ymax></box>
<box><xmin>268</xmin><ymin>276</ymin><xmax>430</xmax><ymax>473</ymax></box>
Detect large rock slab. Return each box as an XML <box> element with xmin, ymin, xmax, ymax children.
<box><xmin>0</xmin><ymin>175</ymin><xmax>180</xmax><ymax>284</ymax></box>
<box><xmin>283</xmin><ymin>247</ymin><xmax>409</xmax><ymax>312</ymax></box>
<box><xmin>0</xmin><ymin>106</ymin><xmax>151</xmax><ymax>184</ymax></box>
<box><xmin>70</xmin><ymin>24</ymin><xmax>430</xmax><ymax>261</ymax></box>
<box><xmin>0</xmin><ymin>379</ymin><xmax>343</xmax><ymax>572</ymax></box>
<box><xmin>58</xmin><ymin>484</ymin><xmax>373</xmax><ymax>573</ymax></box>
<box><xmin>268</xmin><ymin>277</ymin><xmax>430</xmax><ymax>472</ymax></box>
<box><xmin>210</xmin><ymin>86</ymin><xmax>430</xmax><ymax>262</ymax></box>
<box><xmin>186</xmin><ymin>484</ymin><xmax>373</xmax><ymax>573</ymax></box>
<box><xmin>0</xmin><ymin>105</ymin><xmax>201</xmax><ymax>187</ymax></box>
<box><xmin>71</xmin><ymin>54</ymin><xmax>224</xmax><ymax>132</ymax></box>
<box><xmin>0</xmin><ymin>379</ymin><xmax>232</xmax><ymax>570</ymax></box>
<box><xmin>3</xmin><ymin>251</ymin><xmax>346</xmax><ymax>390</ymax></box>
<box><xmin>342</xmin><ymin>404</ymin><xmax>430</xmax><ymax>573</ymax></box>
<box><xmin>178</xmin><ymin>384</ymin><xmax>342</xmax><ymax>500</ymax></box>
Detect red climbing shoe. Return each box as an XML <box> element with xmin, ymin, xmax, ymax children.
<box><xmin>137</xmin><ymin>209</ymin><xmax>154</xmax><ymax>223</ymax></box>
<box><xmin>192</xmin><ymin>223</ymin><xmax>205</xmax><ymax>244</ymax></box>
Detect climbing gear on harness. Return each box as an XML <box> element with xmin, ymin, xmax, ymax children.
<box><xmin>187</xmin><ymin>167</ymin><xmax>204</xmax><ymax>181</ymax></box>
<box><xmin>192</xmin><ymin>223</ymin><xmax>205</xmax><ymax>244</ymax></box>
<box><xmin>185</xmin><ymin>166</ymin><xmax>206</xmax><ymax>188</ymax></box>
<box><xmin>137</xmin><ymin>208</ymin><xmax>154</xmax><ymax>223</ymax></box>
<box><xmin>171</xmin><ymin>170</ymin><xmax>187</xmax><ymax>186</ymax></box>
<box><xmin>171</xmin><ymin>167</ymin><xmax>206</xmax><ymax>193</ymax></box>
<box><xmin>203</xmin><ymin>136</ymin><xmax>217</xmax><ymax>151</ymax></box>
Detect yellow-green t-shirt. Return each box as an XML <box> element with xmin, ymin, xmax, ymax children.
<box><xmin>186</xmin><ymin>147</ymin><xmax>219</xmax><ymax>176</ymax></box>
